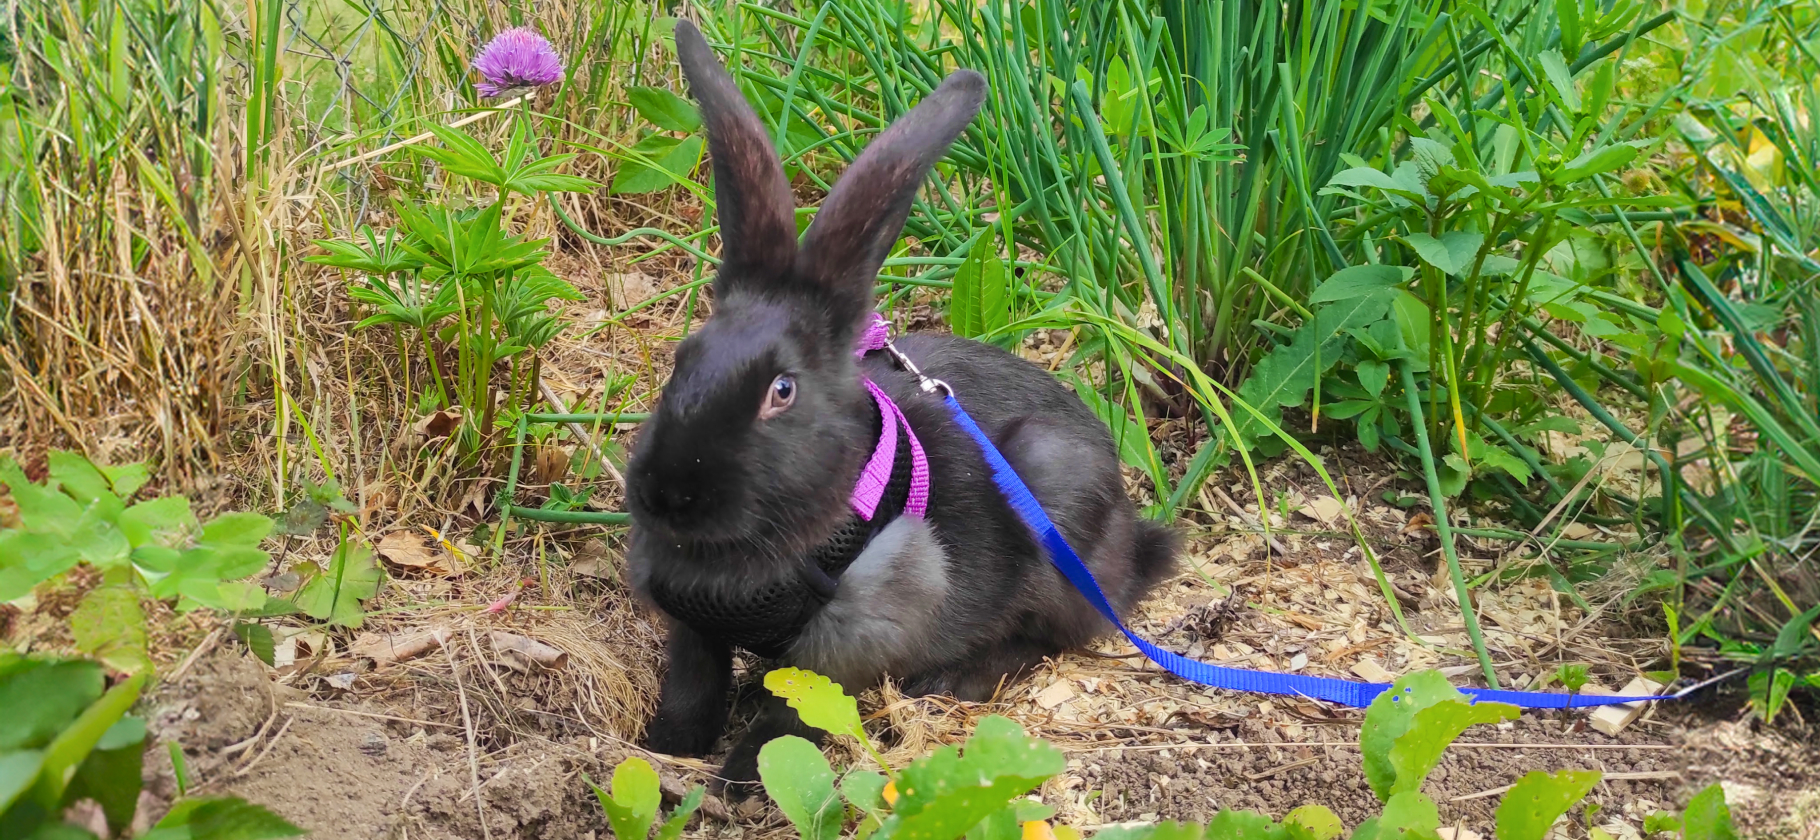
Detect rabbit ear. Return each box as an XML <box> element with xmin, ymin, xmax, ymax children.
<box><xmin>674</xmin><ymin>20</ymin><xmax>797</xmax><ymax>281</ymax></box>
<box><xmin>797</xmin><ymin>70</ymin><xmax>986</xmax><ymax>335</ymax></box>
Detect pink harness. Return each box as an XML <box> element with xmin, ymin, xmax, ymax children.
<box><xmin>850</xmin><ymin>314</ymin><xmax>930</xmax><ymax>520</ymax></box>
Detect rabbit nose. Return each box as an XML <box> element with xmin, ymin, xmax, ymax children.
<box><xmin>629</xmin><ymin>459</ymin><xmax>728</xmax><ymax>531</ymax></box>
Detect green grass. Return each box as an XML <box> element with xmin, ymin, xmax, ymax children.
<box><xmin>3</xmin><ymin>0</ymin><xmax>1816</xmax><ymax>709</ymax></box>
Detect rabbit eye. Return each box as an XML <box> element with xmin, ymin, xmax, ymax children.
<box><xmin>760</xmin><ymin>374</ymin><xmax>796</xmax><ymax>419</ymax></box>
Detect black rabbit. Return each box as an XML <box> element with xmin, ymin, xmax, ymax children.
<box><xmin>625</xmin><ymin>19</ymin><xmax>1178</xmax><ymax>793</ymax></box>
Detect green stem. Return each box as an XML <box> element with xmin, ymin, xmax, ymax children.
<box><xmin>1398</xmin><ymin>358</ymin><xmax>1500</xmax><ymax>688</ymax></box>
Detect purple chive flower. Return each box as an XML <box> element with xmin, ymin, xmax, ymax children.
<box><xmin>472</xmin><ymin>27</ymin><xmax>564</xmax><ymax>97</ymax></box>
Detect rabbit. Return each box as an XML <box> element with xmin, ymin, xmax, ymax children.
<box><xmin>625</xmin><ymin>19</ymin><xmax>1179</xmax><ymax>794</ymax></box>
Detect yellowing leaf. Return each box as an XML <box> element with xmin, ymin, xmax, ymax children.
<box><xmin>764</xmin><ymin>667</ymin><xmax>866</xmax><ymax>741</ymax></box>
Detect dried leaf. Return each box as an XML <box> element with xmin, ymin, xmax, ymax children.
<box><xmin>1298</xmin><ymin>495</ymin><xmax>1345</xmax><ymax>525</ymax></box>
<box><xmin>490</xmin><ymin>632</ymin><xmax>569</xmax><ymax>671</ymax></box>
<box><xmin>414</xmin><ymin>408</ymin><xmax>463</xmax><ymax>441</ymax></box>
<box><xmin>533</xmin><ymin>445</ymin><xmax>571</xmax><ymax>485</ymax></box>
<box><xmin>376</xmin><ymin>530</ymin><xmax>462</xmax><ymax>577</ymax></box>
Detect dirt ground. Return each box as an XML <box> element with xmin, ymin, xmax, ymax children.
<box><xmin>127</xmin><ymin>502</ymin><xmax>1820</xmax><ymax>840</ymax></box>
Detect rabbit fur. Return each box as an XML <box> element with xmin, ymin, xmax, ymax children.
<box><xmin>625</xmin><ymin>19</ymin><xmax>1179</xmax><ymax>792</ymax></box>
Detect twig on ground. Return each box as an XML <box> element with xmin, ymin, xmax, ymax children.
<box><xmin>451</xmin><ymin>645</ymin><xmax>494</xmax><ymax>840</ymax></box>
<box><xmin>538</xmin><ymin>379</ymin><xmax>627</xmax><ymax>490</ymax></box>
<box><xmin>1206</xmin><ymin>484</ymin><xmax>1289</xmax><ymax>556</ymax></box>
<box><xmin>233</xmin><ymin>715</ymin><xmax>295</xmax><ymax>777</ymax></box>
<box><xmin>168</xmin><ymin>627</ymin><xmax>225</xmax><ymax>685</ymax></box>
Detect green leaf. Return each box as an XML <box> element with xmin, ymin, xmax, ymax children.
<box><xmin>30</xmin><ymin>671</ymin><xmax>145</xmax><ymax>811</ymax></box>
<box><xmin>0</xmin><ymin>749</ymin><xmax>46</xmax><ymax>815</ymax></box>
<box><xmin>1308</xmin><ymin>265</ymin><xmax>1410</xmax><ymax>304</ymax></box>
<box><xmin>290</xmin><ymin>542</ymin><xmax>382</xmax><ymax>628</ymax></box>
<box><xmin>965</xmin><ymin>803</ymin><xmax>1024</xmax><ymax>840</ymax></box>
<box><xmin>0</xmin><ymin>531</ymin><xmax>81</xmax><ymax>602</ymax></box>
<box><xmin>1766</xmin><ymin>603</ymin><xmax>1820</xmax><ymax>662</ymax></box>
<box><xmin>1375</xmin><ymin>791</ymin><xmax>1442</xmax><ymax>840</ymax></box>
<box><xmin>592</xmin><ymin>757</ymin><xmax>661</xmax><ymax>840</ymax></box>
<box><xmin>234</xmin><ymin>623</ymin><xmax>277</xmax><ymax>668</ymax></box>
<box><xmin>1556</xmin><ymin>144</ymin><xmax>1639</xmax><ymax>183</ymax></box>
<box><xmin>1747</xmin><ymin>669</ymin><xmax>1796</xmax><ymax>723</ymax></box>
<box><xmin>759</xmin><ymin>736</ymin><xmax>842</xmax><ymax>840</ymax></box>
<box><xmin>610</xmin><ymin>135</ymin><xmax>703</xmax><ymax>195</ymax></box>
<box><xmin>99</xmin><ymin>462</ymin><xmax>148</xmax><ymax>499</ymax></box>
<box><xmin>1642</xmin><ymin>811</ymin><xmax>1680</xmax><ymax>834</ymax></box>
<box><xmin>48</xmin><ymin>451</ymin><xmax>119</xmax><ymax>508</ymax></box>
<box><xmin>61</xmin><ymin>717</ymin><xmax>148</xmax><ymax>836</ymax></box>
<box><xmin>1356</xmin><ymin>360</ymin><xmax>1390</xmax><ymax>397</ymax></box>
<box><xmin>1389</xmin><ymin>699</ymin><xmax>1520</xmax><ymax>796</ymax></box>
<box><xmin>200</xmin><ymin>513</ymin><xmax>273</xmax><ymax>548</ymax></box>
<box><xmin>1495</xmin><ymin>770</ymin><xmax>1601</xmax><ymax>840</ymax></box>
<box><xmin>843</xmin><ymin>769</ymin><xmax>888</xmax><ymax>840</ymax></box>
<box><xmin>950</xmin><ymin>233</ymin><xmax>1011</xmax><ymax>339</ymax></box>
<box><xmin>0</xmin><ymin>661</ymin><xmax>104</xmax><ymax>751</ymax></box>
<box><xmin>628</xmin><ymin>86</ymin><xmax>702</xmax><ymax>133</ymax></box>
<box><xmin>653</xmin><ymin>787</ymin><xmax>704</xmax><ymax>840</ymax></box>
<box><xmin>877</xmin><ymin>717</ymin><xmax>1064</xmax><ymax>840</ymax></box>
<box><xmin>1205</xmin><ymin>810</ymin><xmax>1289</xmax><ymax>839</ymax></box>
<box><xmin>68</xmin><ymin>514</ymin><xmax>133</xmax><ymax>569</ymax></box>
<box><xmin>2</xmin><ymin>465</ymin><xmax>84</xmax><ymax>535</ymax></box>
<box><xmin>23</xmin><ymin>822</ymin><xmax>99</xmax><ymax>839</ymax></box>
<box><xmin>70</xmin><ymin>582</ymin><xmax>150</xmax><ymax>676</ymax></box>
<box><xmin>144</xmin><ymin>796</ymin><xmax>306</xmax><ymax>839</ymax></box>
<box><xmin>1680</xmin><ymin>784</ymin><xmax>1737</xmax><ymax>840</ymax></box>
<box><xmin>1283</xmin><ymin>804</ymin><xmax>1343</xmax><ymax>840</ymax></box>
<box><xmin>1404</xmin><ymin>232</ymin><xmax>1484</xmax><ymax>276</ymax></box>
<box><xmin>1537</xmin><ymin>50</ymin><xmax>1581</xmax><ymax>111</ymax></box>
<box><xmin>1360</xmin><ymin>672</ymin><xmax>1462</xmax><ymax>801</ymax></box>
<box><xmin>119</xmin><ymin>497</ymin><xmax>198</xmax><ymax>549</ymax></box>
<box><xmin>1233</xmin><ymin>291</ymin><xmax>1395</xmax><ymax>443</ymax></box>
<box><xmin>842</xmin><ymin>769</ymin><xmax>887</xmax><ymax>812</ymax></box>
<box><xmin>764</xmin><ymin>668</ymin><xmax>867</xmax><ymax>742</ymax></box>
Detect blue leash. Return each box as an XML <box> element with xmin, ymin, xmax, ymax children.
<box><xmin>929</xmin><ymin>386</ymin><xmax>1679</xmax><ymax>710</ymax></box>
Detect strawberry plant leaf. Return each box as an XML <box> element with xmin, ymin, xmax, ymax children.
<box><xmin>70</xmin><ymin>580</ymin><xmax>149</xmax><ymax>676</ymax></box>
<box><xmin>234</xmin><ymin>622</ymin><xmax>277</xmax><ymax>668</ymax></box>
<box><xmin>200</xmin><ymin>513</ymin><xmax>274</xmax><ymax>548</ymax></box>
<box><xmin>0</xmin><ymin>660</ymin><xmax>104</xmax><ymax>751</ymax></box>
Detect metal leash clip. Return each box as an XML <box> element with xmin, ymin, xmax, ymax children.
<box><xmin>881</xmin><ymin>338</ymin><xmax>952</xmax><ymax>397</ymax></box>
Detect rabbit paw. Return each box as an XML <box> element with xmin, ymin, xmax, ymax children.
<box><xmin>642</xmin><ymin>709</ymin><xmax>721</xmax><ymax>757</ymax></box>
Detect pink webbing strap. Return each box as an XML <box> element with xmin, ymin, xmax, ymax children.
<box><xmin>850</xmin><ymin>315</ymin><xmax>930</xmax><ymax>519</ymax></box>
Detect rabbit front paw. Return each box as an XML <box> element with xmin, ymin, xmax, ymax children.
<box><xmin>642</xmin><ymin>707</ymin><xmax>722</xmax><ymax>757</ymax></box>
